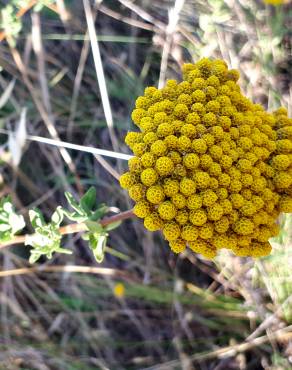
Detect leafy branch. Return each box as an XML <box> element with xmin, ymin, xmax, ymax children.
<box><xmin>0</xmin><ymin>0</ymin><xmax>58</xmax><ymax>45</ymax></box>
<box><xmin>0</xmin><ymin>187</ymin><xmax>134</xmax><ymax>264</ymax></box>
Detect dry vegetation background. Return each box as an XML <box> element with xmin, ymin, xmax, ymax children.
<box><xmin>0</xmin><ymin>0</ymin><xmax>292</xmax><ymax>369</ymax></box>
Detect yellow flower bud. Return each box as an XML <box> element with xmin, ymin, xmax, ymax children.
<box><xmin>158</xmin><ymin>201</ymin><xmax>177</xmax><ymax>220</ymax></box>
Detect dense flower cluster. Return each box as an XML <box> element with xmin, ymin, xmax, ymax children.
<box><xmin>120</xmin><ymin>58</ymin><xmax>292</xmax><ymax>259</ymax></box>
<box><xmin>263</xmin><ymin>0</ymin><xmax>284</xmax><ymax>5</ymax></box>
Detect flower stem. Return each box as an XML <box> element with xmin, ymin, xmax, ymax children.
<box><xmin>0</xmin><ymin>209</ymin><xmax>134</xmax><ymax>250</ymax></box>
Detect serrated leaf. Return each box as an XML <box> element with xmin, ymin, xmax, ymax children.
<box><xmin>80</xmin><ymin>187</ymin><xmax>96</xmax><ymax>213</ymax></box>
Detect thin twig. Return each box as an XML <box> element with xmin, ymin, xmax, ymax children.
<box><xmin>0</xmin><ymin>209</ymin><xmax>134</xmax><ymax>249</ymax></box>
<box><xmin>0</xmin><ymin>265</ymin><xmax>128</xmax><ymax>279</ymax></box>
<box><xmin>0</xmin><ymin>128</ymin><xmax>133</xmax><ymax>161</ymax></box>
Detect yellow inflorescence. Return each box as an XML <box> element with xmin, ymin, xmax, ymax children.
<box><xmin>263</xmin><ymin>0</ymin><xmax>284</xmax><ymax>5</ymax></box>
<box><xmin>120</xmin><ymin>58</ymin><xmax>292</xmax><ymax>259</ymax></box>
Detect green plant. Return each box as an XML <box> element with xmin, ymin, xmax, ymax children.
<box><xmin>0</xmin><ymin>187</ymin><xmax>132</xmax><ymax>263</ymax></box>
<box><xmin>0</xmin><ymin>0</ymin><xmax>55</xmax><ymax>45</ymax></box>
<box><xmin>0</xmin><ymin>196</ymin><xmax>25</xmax><ymax>242</ymax></box>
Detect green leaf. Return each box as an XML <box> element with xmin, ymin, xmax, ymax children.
<box><xmin>81</xmin><ymin>232</ymin><xmax>90</xmax><ymax>241</ymax></box>
<box><xmin>63</xmin><ymin>188</ymin><xmax>108</xmax><ymax>224</ymax></box>
<box><xmin>51</xmin><ymin>206</ymin><xmax>64</xmax><ymax>227</ymax></box>
<box><xmin>80</xmin><ymin>187</ymin><xmax>96</xmax><ymax>213</ymax></box>
<box><xmin>0</xmin><ymin>224</ymin><xmax>11</xmax><ymax>232</ymax></box>
<box><xmin>26</xmin><ymin>214</ymin><xmax>70</xmax><ymax>263</ymax></box>
<box><xmin>29</xmin><ymin>251</ymin><xmax>42</xmax><ymax>264</ymax></box>
<box><xmin>3</xmin><ymin>200</ymin><xmax>13</xmax><ymax>213</ymax></box>
<box><xmin>84</xmin><ymin>220</ymin><xmax>104</xmax><ymax>234</ymax></box>
<box><xmin>29</xmin><ymin>209</ymin><xmax>45</xmax><ymax>228</ymax></box>
<box><xmin>90</xmin><ymin>204</ymin><xmax>109</xmax><ymax>221</ymax></box>
<box><xmin>104</xmin><ymin>221</ymin><xmax>122</xmax><ymax>232</ymax></box>
<box><xmin>89</xmin><ymin>234</ymin><xmax>107</xmax><ymax>263</ymax></box>
<box><xmin>65</xmin><ymin>192</ymin><xmax>86</xmax><ymax>215</ymax></box>
<box><xmin>9</xmin><ymin>212</ymin><xmax>25</xmax><ymax>234</ymax></box>
<box><xmin>0</xmin><ymin>197</ymin><xmax>25</xmax><ymax>242</ymax></box>
<box><xmin>60</xmin><ymin>207</ymin><xmax>88</xmax><ymax>223</ymax></box>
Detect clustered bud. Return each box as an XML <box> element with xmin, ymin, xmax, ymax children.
<box><xmin>120</xmin><ymin>58</ymin><xmax>292</xmax><ymax>259</ymax></box>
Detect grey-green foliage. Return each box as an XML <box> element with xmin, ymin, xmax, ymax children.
<box><xmin>0</xmin><ymin>196</ymin><xmax>25</xmax><ymax>241</ymax></box>
<box><xmin>26</xmin><ymin>207</ymin><xmax>69</xmax><ymax>264</ymax></box>
<box><xmin>0</xmin><ymin>187</ymin><xmax>121</xmax><ymax>264</ymax></box>
<box><xmin>62</xmin><ymin>187</ymin><xmax>121</xmax><ymax>263</ymax></box>
<box><xmin>0</xmin><ymin>0</ymin><xmax>55</xmax><ymax>46</ymax></box>
<box><xmin>0</xmin><ymin>4</ymin><xmax>22</xmax><ymax>44</ymax></box>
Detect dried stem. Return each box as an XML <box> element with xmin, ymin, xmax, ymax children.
<box><xmin>0</xmin><ymin>209</ymin><xmax>134</xmax><ymax>250</ymax></box>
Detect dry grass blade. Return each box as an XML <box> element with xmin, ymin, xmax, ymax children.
<box><xmin>0</xmin><ymin>265</ymin><xmax>128</xmax><ymax>278</ymax></box>
<box><xmin>147</xmin><ymin>326</ymin><xmax>292</xmax><ymax>369</ymax></box>
<box><xmin>8</xmin><ymin>46</ymin><xmax>79</xmax><ymax>190</ymax></box>
<box><xmin>158</xmin><ymin>0</ymin><xmax>185</xmax><ymax>88</ymax></box>
<box><xmin>8</xmin><ymin>107</ymin><xmax>27</xmax><ymax>166</ymax></box>
<box><xmin>0</xmin><ymin>78</ymin><xmax>15</xmax><ymax>109</ymax></box>
<box><xmin>118</xmin><ymin>0</ymin><xmax>165</xmax><ymax>30</ymax></box>
<box><xmin>99</xmin><ymin>4</ymin><xmax>156</xmax><ymax>32</ymax></box>
<box><xmin>94</xmin><ymin>154</ymin><xmax>121</xmax><ymax>180</ymax></box>
<box><xmin>0</xmin><ymin>128</ymin><xmax>133</xmax><ymax>160</ymax></box>
<box><xmin>68</xmin><ymin>31</ymin><xmax>90</xmax><ymax>139</ymax></box>
<box><xmin>83</xmin><ymin>0</ymin><xmax>119</xmax><ymax>152</ymax></box>
<box><xmin>30</xmin><ymin>11</ymin><xmax>83</xmax><ymax>194</ymax></box>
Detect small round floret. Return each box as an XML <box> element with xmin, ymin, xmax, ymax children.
<box><xmin>155</xmin><ymin>157</ymin><xmax>174</xmax><ymax>176</ymax></box>
<box><xmin>158</xmin><ymin>201</ymin><xmax>177</xmax><ymax>220</ymax></box>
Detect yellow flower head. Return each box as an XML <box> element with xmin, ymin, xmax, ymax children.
<box><xmin>114</xmin><ymin>283</ymin><xmax>125</xmax><ymax>298</ymax></box>
<box><xmin>121</xmin><ymin>58</ymin><xmax>292</xmax><ymax>259</ymax></box>
<box><xmin>264</xmin><ymin>0</ymin><xmax>284</xmax><ymax>5</ymax></box>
